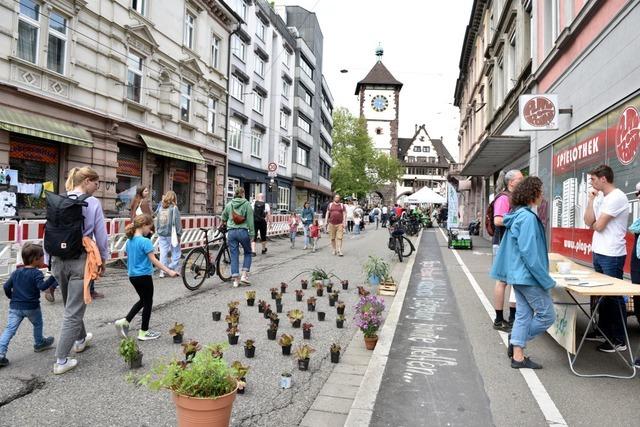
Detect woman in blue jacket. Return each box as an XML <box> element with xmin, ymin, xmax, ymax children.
<box><xmin>490</xmin><ymin>176</ymin><xmax>556</xmax><ymax>369</ymax></box>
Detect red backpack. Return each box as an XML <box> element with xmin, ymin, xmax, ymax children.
<box><xmin>484</xmin><ymin>192</ymin><xmax>509</xmax><ymax>237</ymax></box>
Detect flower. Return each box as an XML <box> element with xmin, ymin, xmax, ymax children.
<box><xmin>353</xmin><ymin>295</ymin><xmax>385</xmax><ymax>338</ymax></box>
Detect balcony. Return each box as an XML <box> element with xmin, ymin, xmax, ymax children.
<box><xmin>320</xmin><ymin>124</ymin><xmax>332</xmax><ymax>144</ymax></box>
<box><xmin>294</xmin><ymin>127</ymin><xmax>314</xmax><ymax>147</ymax></box>
<box><xmin>296</xmin><ymin>68</ymin><xmax>315</xmax><ymax>93</ymax></box>
<box><xmin>294</xmin><ymin>96</ymin><xmax>314</xmax><ymax>121</ymax></box>
<box><xmin>319</xmin><ymin>176</ymin><xmax>331</xmax><ymax>191</ymax></box>
<box><xmin>321</xmin><ymin>102</ymin><xmax>333</xmax><ymax>127</ymax></box>
<box><xmin>293</xmin><ymin>163</ymin><xmax>312</xmax><ymax>181</ymax></box>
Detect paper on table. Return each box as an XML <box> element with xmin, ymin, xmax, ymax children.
<box><xmin>576</xmin><ymin>280</ymin><xmax>613</xmax><ymax>287</ymax></box>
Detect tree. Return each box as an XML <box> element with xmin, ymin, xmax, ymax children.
<box><xmin>330</xmin><ymin>108</ymin><xmax>403</xmax><ymax>199</ymax></box>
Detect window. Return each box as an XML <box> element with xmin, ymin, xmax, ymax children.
<box><xmin>284</xmin><ymin>50</ymin><xmax>292</xmax><ymax>68</ymax></box>
<box><xmin>228</xmin><ymin>119</ymin><xmax>242</xmax><ymax>150</ymax></box>
<box><xmin>424</xmin><ymin>146</ymin><xmax>430</xmax><ymax>153</ymax></box>
<box><xmin>278</xmin><ymin>142</ymin><xmax>288</xmax><ymax>166</ymax></box>
<box><xmin>282</xmin><ymin>80</ymin><xmax>290</xmax><ymax>99</ymax></box>
<box><xmin>301</xmin><ymin>86</ymin><xmax>312</xmax><ymax>107</ymax></box>
<box><xmin>207</xmin><ymin>97</ymin><xmax>217</xmax><ymax>134</ymax></box>
<box><xmin>508</xmin><ymin>31</ymin><xmax>516</xmax><ymax>91</ymax></box>
<box><xmin>375</xmin><ymin>127</ymin><xmax>383</xmax><ymax>135</ymax></box>
<box><xmin>126</xmin><ymin>51</ymin><xmax>143</xmax><ymax>102</ymax></box>
<box><xmin>278</xmin><ymin>186</ymin><xmax>290</xmax><ymax>211</ymax></box>
<box><xmin>47</xmin><ymin>11</ymin><xmax>67</xmax><ymax>74</ymax></box>
<box><xmin>232</xmin><ymin>35</ymin><xmax>246</xmax><ymax>61</ymax></box>
<box><xmin>300</xmin><ymin>56</ymin><xmax>313</xmax><ymax>78</ymax></box>
<box><xmin>297</xmin><ymin>115</ymin><xmax>311</xmax><ymax>133</ymax></box>
<box><xmin>255</xmin><ymin>56</ymin><xmax>265</xmax><ymax>77</ymax></box>
<box><xmin>319</xmin><ymin>159</ymin><xmax>330</xmax><ymax>179</ymax></box>
<box><xmin>280</xmin><ymin>111</ymin><xmax>289</xmax><ymax>130</ymax></box>
<box><xmin>180</xmin><ymin>80</ymin><xmax>192</xmax><ymax>122</ymax></box>
<box><xmin>131</xmin><ymin>0</ymin><xmax>146</xmax><ymax>15</ymax></box>
<box><xmin>230</xmin><ymin>75</ymin><xmax>245</xmax><ymax>101</ymax></box>
<box><xmin>256</xmin><ymin>20</ymin><xmax>265</xmax><ymax>40</ymax></box>
<box><xmin>233</xmin><ymin>0</ymin><xmax>247</xmax><ymax>19</ymax></box>
<box><xmin>413</xmin><ymin>146</ymin><xmax>421</xmax><ymax>152</ymax></box>
<box><xmin>184</xmin><ymin>11</ymin><xmax>195</xmax><ymax>49</ymax></box>
<box><xmin>320</xmin><ymin>137</ymin><xmax>331</xmax><ymax>155</ymax></box>
<box><xmin>407</xmin><ymin>156</ymin><xmax>415</xmax><ymax>162</ymax></box>
<box><xmin>227</xmin><ymin>177</ymin><xmax>240</xmax><ymax>201</ymax></box>
<box><xmin>250</xmin><ymin>131</ymin><xmax>262</xmax><ymax>157</ymax></box>
<box><xmin>252</xmin><ymin>91</ymin><xmax>264</xmax><ymax>113</ymax></box>
<box><xmin>296</xmin><ymin>144</ymin><xmax>309</xmax><ymax>166</ymax></box>
<box><xmin>211</xmin><ymin>35</ymin><xmax>220</xmax><ymax>69</ymax></box>
<box><xmin>17</xmin><ymin>0</ymin><xmax>40</xmax><ymax>64</ymax></box>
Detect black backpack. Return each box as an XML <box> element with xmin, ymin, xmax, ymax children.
<box><xmin>254</xmin><ymin>201</ymin><xmax>266</xmax><ymax>221</ymax></box>
<box><xmin>484</xmin><ymin>191</ymin><xmax>509</xmax><ymax>237</ymax></box>
<box><xmin>44</xmin><ymin>191</ymin><xmax>90</xmax><ymax>259</ymax></box>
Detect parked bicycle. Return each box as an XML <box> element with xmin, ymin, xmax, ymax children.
<box><xmin>181</xmin><ymin>222</ymin><xmax>231</xmax><ymax>290</ymax></box>
<box><xmin>387</xmin><ymin>218</ymin><xmax>415</xmax><ymax>262</ymax></box>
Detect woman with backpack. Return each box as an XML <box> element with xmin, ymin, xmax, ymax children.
<box><xmin>222</xmin><ymin>187</ymin><xmax>254</xmax><ymax>288</ymax></box>
<box><xmin>301</xmin><ymin>201</ymin><xmax>314</xmax><ymax>250</ymax></box>
<box><xmin>155</xmin><ymin>191</ymin><xmax>182</xmax><ymax>277</ymax></box>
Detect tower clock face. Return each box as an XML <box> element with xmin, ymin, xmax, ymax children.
<box><xmin>371</xmin><ymin>95</ymin><xmax>389</xmax><ymax>112</ymax></box>
<box><xmin>523</xmin><ymin>96</ymin><xmax>556</xmax><ymax>127</ymax></box>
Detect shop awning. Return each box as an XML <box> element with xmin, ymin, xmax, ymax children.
<box><xmin>140</xmin><ymin>134</ymin><xmax>206</xmax><ymax>164</ymax></box>
<box><xmin>460</xmin><ymin>135</ymin><xmax>530</xmax><ymax>176</ymax></box>
<box><xmin>0</xmin><ymin>106</ymin><xmax>93</xmax><ymax>147</ymax></box>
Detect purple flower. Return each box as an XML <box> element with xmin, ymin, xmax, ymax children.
<box><xmin>353</xmin><ymin>295</ymin><xmax>385</xmax><ymax>338</ymax></box>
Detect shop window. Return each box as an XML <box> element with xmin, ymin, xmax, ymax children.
<box><xmin>10</xmin><ymin>138</ymin><xmax>60</xmax><ymax>212</ymax></box>
<box><xmin>278</xmin><ymin>186</ymin><xmax>290</xmax><ymax>212</ymax></box>
<box><xmin>227</xmin><ymin>177</ymin><xmax>240</xmax><ymax>201</ymax></box>
<box><xmin>116</xmin><ymin>144</ymin><xmax>142</xmax><ymax>214</ymax></box>
<box><xmin>172</xmin><ymin>160</ymin><xmax>191</xmax><ymax>212</ymax></box>
<box><xmin>248</xmin><ymin>183</ymin><xmax>262</xmax><ymax>202</ymax></box>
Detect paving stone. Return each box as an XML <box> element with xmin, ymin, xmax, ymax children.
<box><xmin>311</xmin><ymin>395</ymin><xmax>354</xmax><ymax>414</ymax></box>
<box><xmin>340</xmin><ymin>355</ymin><xmax>372</xmax><ymax>366</ymax></box>
<box><xmin>327</xmin><ymin>372</ymin><xmax>363</xmax><ymax>387</ymax></box>
<box><xmin>300</xmin><ymin>410</ymin><xmax>348</xmax><ymax>427</ymax></box>
<box><xmin>319</xmin><ymin>382</ymin><xmax>360</xmax><ymax>399</ymax></box>
<box><xmin>331</xmin><ymin>363</ymin><xmax>368</xmax><ymax>375</ymax></box>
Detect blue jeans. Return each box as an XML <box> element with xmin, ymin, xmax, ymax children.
<box><xmin>354</xmin><ymin>223</ymin><xmax>361</xmax><ymax>235</ymax></box>
<box><xmin>0</xmin><ymin>308</ymin><xmax>45</xmax><ymax>356</ymax></box>
<box><xmin>228</xmin><ymin>228</ymin><xmax>252</xmax><ymax>277</ymax></box>
<box><xmin>303</xmin><ymin>224</ymin><xmax>310</xmax><ymax>247</ymax></box>
<box><xmin>510</xmin><ymin>285</ymin><xmax>555</xmax><ymax>348</ymax></box>
<box><xmin>593</xmin><ymin>253</ymin><xmax>627</xmax><ymax>343</ymax></box>
<box><xmin>158</xmin><ymin>235</ymin><xmax>181</xmax><ymax>271</ymax></box>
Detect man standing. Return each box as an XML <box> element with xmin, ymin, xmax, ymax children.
<box><xmin>492</xmin><ymin>169</ymin><xmax>523</xmax><ymax>332</ymax></box>
<box><xmin>584</xmin><ymin>164</ymin><xmax>630</xmax><ymax>352</ymax></box>
<box><xmin>324</xmin><ymin>194</ymin><xmax>347</xmax><ymax>257</ymax></box>
<box><xmin>381</xmin><ymin>205</ymin><xmax>388</xmax><ymax>227</ymax></box>
<box><xmin>251</xmin><ymin>193</ymin><xmax>271</xmax><ymax>256</ymax></box>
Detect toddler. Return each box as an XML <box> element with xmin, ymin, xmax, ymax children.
<box><xmin>289</xmin><ymin>212</ymin><xmax>299</xmax><ymax>249</ymax></box>
<box><xmin>310</xmin><ymin>219</ymin><xmax>320</xmax><ymax>252</ymax></box>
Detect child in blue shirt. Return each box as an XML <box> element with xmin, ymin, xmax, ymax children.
<box><xmin>114</xmin><ymin>214</ymin><xmax>178</xmax><ymax>341</ymax></box>
<box><xmin>0</xmin><ymin>243</ymin><xmax>55</xmax><ymax>367</ymax></box>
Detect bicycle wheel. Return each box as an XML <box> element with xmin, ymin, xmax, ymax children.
<box><xmin>401</xmin><ymin>236</ymin><xmax>414</xmax><ymax>257</ymax></box>
<box><xmin>395</xmin><ymin>237</ymin><xmax>403</xmax><ymax>262</ymax></box>
<box><xmin>216</xmin><ymin>244</ymin><xmax>232</xmax><ymax>282</ymax></box>
<box><xmin>182</xmin><ymin>247</ymin><xmax>209</xmax><ymax>290</ymax></box>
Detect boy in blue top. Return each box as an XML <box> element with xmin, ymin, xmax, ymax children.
<box><xmin>0</xmin><ymin>243</ymin><xmax>55</xmax><ymax>367</ymax></box>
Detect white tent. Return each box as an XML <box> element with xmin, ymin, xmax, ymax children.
<box><xmin>404</xmin><ymin>186</ymin><xmax>446</xmax><ymax>204</ymax></box>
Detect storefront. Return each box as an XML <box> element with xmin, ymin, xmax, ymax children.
<box><xmin>228</xmin><ymin>163</ymin><xmax>269</xmax><ymax>204</ymax></box>
<box><xmin>116</xmin><ymin>144</ymin><xmax>143</xmax><ymax>214</ymax></box>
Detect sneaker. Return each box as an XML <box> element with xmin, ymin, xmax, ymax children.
<box><xmin>0</xmin><ymin>356</ymin><xmax>8</xmax><ymax>367</ymax></box>
<box><xmin>332</xmin><ymin>250</ymin><xmax>337</xmax><ymax>256</ymax></box>
<box><xmin>338</xmin><ymin>252</ymin><xmax>344</xmax><ymax>257</ymax></box>
<box><xmin>585</xmin><ymin>331</ymin><xmax>605</xmax><ymax>342</ymax></box>
<box><xmin>597</xmin><ymin>341</ymin><xmax>627</xmax><ymax>353</ymax></box>
<box><xmin>303</xmin><ymin>246</ymin><xmax>308</xmax><ymax>250</ymax></box>
<box><xmin>262</xmin><ymin>248</ymin><xmax>267</xmax><ymax>254</ymax></box>
<box><xmin>251</xmin><ymin>252</ymin><xmax>257</xmax><ymax>256</ymax></box>
<box><xmin>159</xmin><ymin>271</ymin><xmax>165</xmax><ymax>278</ymax></box>
<box><xmin>44</xmin><ymin>287</ymin><xmax>55</xmax><ymax>303</ymax></box>
<box><xmin>34</xmin><ymin>336</ymin><xmax>55</xmax><ymax>352</ymax></box>
<box><xmin>233</xmin><ymin>279</ymin><xmax>240</xmax><ymax>288</ymax></box>
<box><xmin>53</xmin><ymin>358</ymin><xmax>78</xmax><ymax>375</ymax></box>
<box><xmin>115</xmin><ymin>318</ymin><xmax>130</xmax><ymax>338</ymax></box>
<box><xmin>138</xmin><ymin>330</ymin><xmax>161</xmax><ymax>341</ymax></box>
<box><xmin>493</xmin><ymin>319</ymin><xmax>511</xmax><ymax>333</ymax></box>
<box><xmin>511</xmin><ymin>357</ymin><xmax>543</xmax><ymax>369</ymax></box>
<box><xmin>90</xmin><ymin>291</ymin><xmax>105</xmax><ymax>299</ymax></box>
<box><xmin>240</xmin><ymin>275</ymin><xmax>251</xmax><ymax>285</ymax></box>
<box><xmin>73</xmin><ymin>332</ymin><xmax>93</xmax><ymax>353</ymax></box>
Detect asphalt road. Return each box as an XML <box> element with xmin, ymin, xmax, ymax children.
<box><xmin>0</xmin><ymin>226</ymin><xmax>400</xmax><ymax>427</ymax></box>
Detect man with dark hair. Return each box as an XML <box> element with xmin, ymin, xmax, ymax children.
<box><xmin>584</xmin><ymin>164</ymin><xmax>630</xmax><ymax>352</ymax></box>
<box><xmin>251</xmin><ymin>193</ymin><xmax>271</xmax><ymax>256</ymax></box>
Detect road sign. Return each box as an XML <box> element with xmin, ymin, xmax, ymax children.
<box><xmin>268</xmin><ymin>171</ymin><xmax>277</xmax><ymax>178</ymax></box>
<box><xmin>268</xmin><ymin>162</ymin><xmax>278</xmax><ymax>172</ymax></box>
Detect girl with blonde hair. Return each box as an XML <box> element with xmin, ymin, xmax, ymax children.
<box><xmin>155</xmin><ymin>191</ymin><xmax>182</xmax><ymax>276</ymax></box>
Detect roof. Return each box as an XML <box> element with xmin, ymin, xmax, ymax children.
<box><xmin>355</xmin><ymin>61</ymin><xmax>403</xmax><ymax>94</ymax></box>
<box><xmin>397</xmin><ymin>125</ymin><xmax>455</xmax><ymax>164</ymax></box>
<box><xmin>453</xmin><ymin>0</ymin><xmax>487</xmax><ymax>106</ymax></box>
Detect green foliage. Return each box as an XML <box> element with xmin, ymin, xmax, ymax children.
<box><xmin>363</xmin><ymin>256</ymin><xmax>390</xmax><ymax>280</ymax></box>
<box><xmin>278</xmin><ymin>334</ymin><xmax>294</xmax><ymax>346</ymax></box>
<box><xmin>294</xmin><ymin>344</ymin><xmax>315</xmax><ymax>360</ymax></box>
<box><xmin>118</xmin><ymin>337</ymin><xmax>141</xmax><ymax>363</ymax></box>
<box><xmin>169</xmin><ymin>322</ymin><xmax>184</xmax><ymax>337</ymax></box>
<box><xmin>331</xmin><ymin>107</ymin><xmax>403</xmax><ymax>198</ymax></box>
<box><xmin>287</xmin><ymin>309</ymin><xmax>304</xmax><ymax>321</ymax></box>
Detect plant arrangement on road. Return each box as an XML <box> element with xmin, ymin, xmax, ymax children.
<box><xmin>119</xmin><ymin>337</ymin><xmax>143</xmax><ymax>369</ymax></box>
<box><xmin>280</xmin><ymin>282</ymin><xmax>288</xmax><ymax>293</ymax></box>
<box><xmin>169</xmin><ymin>322</ymin><xmax>184</xmax><ymax>344</ymax></box>
<box><xmin>314</xmin><ymin>283</ymin><xmax>324</xmax><ymax>297</ymax></box>
<box><xmin>292</xmin><ymin>267</ymin><xmax>341</xmax><ymax>284</ymax></box>
<box><xmin>363</xmin><ymin>256</ymin><xmax>390</xmax><ymax>283</ymax></box>
<box><xmin>336</xmin><ymin>301</ymin><xmax>346</xmax><ymax>315</ymax></box>
<box><xmin>354</xmin><ymin>295</ymin><xmax>385</xmax><ymax>338</ymax></box>
<box><xmin>330</xmin><ymin>343</ymin><xmax>341</xmax><ymax>363</ymax></box>
<box><xmin>182</xmin><ymin>339</ymin><xmax>202</xmax><ymax>362</ymax></box>
<box><xmin>228</xmin><ymin>301</ymin><xmax>240</xmax><ymax>314</ymax></box>
<box><xmin>270</xmin><ymin>287</ymin><xmax>278</xmax><ymax>299</ymax></box>
<box><xmin>268</xmin><ymin>312</ymin><xmax>279</xmax><ymax>326</ymax></box>
<box><xmin>267</xmin><ymin>321</ymin><xmax>278</xmax><ymax>340</ymax></box>
<box><xmin>258</xmin><ymin>300</ymin><xmax>267</xmax><ymax>313</ymax></box>
<box><xmin>294</xmin><ymin>344</ymin><xmax>315</xmax><ymax>371</ymax></box>
<box><xmin>209</xmin><ymin>343</ymin><xmax>226</xmax><ymax>359</ymax></box>
<box><xmin>225</xmin><ymin>313</ymin><xmax>239</xmax><ymax>327</ymax></box>
<box><xmin>357</xmin><ymin>286</ymin><xmax>370</xmax><ymax>297</ymax></box>
<box><xmin>231</xmin><ymin>361</ymin><xmax>250</xmax><ymax>394</ymax></box>
<box><xmin>279</xmin><ymin>333</ymin><xmax>294</xmax><ymax>355</ymax></box>
<box><xmin>245</xmin><ymin>291</ymin><xmax>256</xmax><ymax>306</ymax></box>
<box><xmin>287</xmin><ymin>309</ymin><xmax>304</xmax><ymax>328</ymax></box>
<box><xmin>295</xmin><ymin>289</ymin><xmax>304</xmax><ymax>301</ymax></box>
<box><xmin>306</xmin><ymin>296</ymin><xmax>317</xmax><ymax>312</ymax></box>
<box><xmin>341</xmin><ymin>280</ymin><xmax>349</xmax><ymax>290</ymax></box>
<box><xmin>227</xmin><ymin>325</ymin><xmax>239</xmax><ymax>345</ymax></box>
<box><xmin>300</xmin><ymin>279</ymin><xmax>309</xmax><ymax>289</ymax></box>
<box><xmin>336</xmin><ymin>315</ymin><xmax>346</xmax><ymax>328</ymax></box>
<box><xmin>302</xmin><ymin>323</ymin><xmax>313</xmax><ymax>340</ymax></box>
<box><xmin>244</xmin><ymin>339</ymin><xmax>255</xmax><ymax>358</ymax></box>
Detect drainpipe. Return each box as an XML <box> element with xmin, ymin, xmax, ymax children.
<box><xmin>223</xmin><ymin>23</ymin><xmax>242</xmax><ymax>209</ymax></box>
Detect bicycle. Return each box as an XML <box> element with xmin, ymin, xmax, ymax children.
<box><xmin>387</xmin><ymin>220</ymin><xmax>415</xmax><ymax>262</ymax></box>
<box><xmin>181</xmin><ymin>223</ymin><xmax>231</xmax><ymax>290</ymax></box>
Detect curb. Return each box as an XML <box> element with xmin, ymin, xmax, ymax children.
<box><xmin>344</xmin><ymin>230</ymin><xmax>423</xmax><ymax>426</ymax></box>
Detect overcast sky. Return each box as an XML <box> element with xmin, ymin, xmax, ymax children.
<box><xmin>278</xmin><ymin>0</ymin><xmax>473</xmax><ymax>161</ymax></box>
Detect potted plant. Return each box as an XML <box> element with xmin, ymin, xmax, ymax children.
<box><xmin>244</xmin><ymin>339</ymin><xmax>255</xmax><ymax>358</ymax></box>
<box><xmin>336</xmin><ymin>315</ymin><xmax>345</xmax><ymax>329</ymax></box>
<box><xmin>330</xmin><ymin>343</ymin><xmax>341</xmax><ymax>363</ymax></box>
<box><xmin>225</xmin><ymin>314</ymin><xmax>239</xmax><ymax>328</ymax></box>
<box><xmin>212</xmin><ymin>311</ymin><xmax>222</xmax><ymax>321</ymax></box>
<box><xmin>227</xmin><ymin>325</ymin><xmax>239</xmax><ymax>345</ymax></box>
<box><xmin>227</xmin><ymin>301</ymin><xmax>240</xmax><ymax>315</ymax></box>
<box><xmin>341</xmin><ymin>280</ymin><xmax>349</xmax><ymax>290</ymax></box>
<box><xmin>209</xmin><ymin>343</ymin><xmax>226</xmax><ymax>359</ymax></box>
<box><xmin>245</xmin><ymin>291</ymin><xmax>256</xmax><ymax>306</ymax></box>
<box><xmin>295</xmin><ymin>289</ymin><xmax>304</xmax><ymax>302</ymax></box>
<box><xmin>267</xmin><ymin>322</ymin><xmax>278</xmax><ymax>340</ymax></box>
<box><xmin>363</xmin><ymin>256</ymin><xmax>390</xmax><ymax>286</ymax></box>
<box><xmin>278</xmin><ymin>333</ymin><xmax>294</xmax><ymax>355</ymax></box>
<box><xmin>231</xmin><ymin>361</ymin><xmax>249</xmax><ymax>395</ymax></box>
<box><xmin>329</xmin><ymin>293</ymin><xmax>338</xmax><ymax>307</ymax></box>
<box><xmin>280</xmin><ymin>282</ymin><xmax>288</xmax><ymax>293</ymax></box>
<box><xmin>275</xmin><ymin>292</ymin><xmax>283</xmax><ymax>305</ymax></box>
<box><xmin>314</xmin><ymin>283</ymin><xmax>324</xmax><ymax>297</ymax></box>
<box><xmin>306</xmin><ymin>297</ymin><xmax>316</xmax><ymax>312</ymax></box>
<box><xmin>169</xmin><ymin>322</ymin><xmax>184</xmax><ymax>344</ymax></box>
<box><xmin>276</xmin><ymin>302</ymin><xmax>283</xmax><ymax>313</ymax></box>
<box><xmin>268</xmin><ymin>312</ymin><xmax>280</xmax><ymax>327</ymax></box>
<box><xmin>294</xmin><ymin>344</ymin><xmax>315</xmax><ymax>371</ymax></box>
<box><xmin>317</xmin><ymin>311</ymin><xmax>326</xmax><ymax>321</ymax></box>
<box><xmin>326</xmin><ymin>282</ymin><xmax>333</xmax><ymax>293</ymax></box>
<box><xmin>181</xmin><ymin>339</ymin><xmax>202</xmax><ymax>362</ymax></box>
<box><xmin>300</xmin><ymin>279</ymin><xmax>308</xmax><ymax>290</ymax></box>
<box><xmin>354</xmin><ymin>295</ymin><xmax>386</xmax><ymax>350</ymax></box>
<box><xmin>302</xmin><ymin>323</ymin><xmax>313</xmax><ymax>340</ymax></box>
<box><xmin>287</xmin><ymin>309</ymin><xmax>304</xmax><ymax>328</ymax></box>
<box><xmin>280</xmin><ymin>372</ymin><xmax>292</xmax><ymax>389</ymax></box>
<box><xmin>357</xmin><ymin>286</ymin><xmax>370</xmax><ymax>297</ymax></box>
<box><xmin>263</xmin><ymin>304</ymin><xmax>272</xmax><ymax>319</ymax></box>
<box><xmin>270</xmin><ymin>287</ymin><xmax>278</xmax><ymax>300</ymax></box>
<box><xmin>336</xmin><ymin>301</ymin><xmax>346</xmax><ymax>315</ymax></box>
<box><xmin>119</xmin><ymin>337</ymin><xmax>143</xmax><ymax>369</ymax></box>
<box><xmin>258</xmin><ymin>300</ymin><xmax>267</xmax><ymax>313</ymax></box>
<box><xmin>137</xmin><ymin>343</ymin><xmax>239</xmax><ymax>426</ymax></box>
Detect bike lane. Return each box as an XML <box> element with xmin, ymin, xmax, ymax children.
<box><xmin>370</xmin><ymin>231</ymin><xmax>494</xmax><ymax>426</ymax></box>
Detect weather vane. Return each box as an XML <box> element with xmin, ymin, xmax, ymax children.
<box><xmin>375</xmin><ymin>43</ymin><xmax>383</xmax><ymax>60</ymax></box>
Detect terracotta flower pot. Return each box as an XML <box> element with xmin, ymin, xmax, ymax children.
<box><xmin>364</xmin><ymin>335</ymin><xmax>378</xmax><ymax>350</ymax></box>
<box><xmin>172</xmin><ymin>386</ymin><xmax>237</xmax><ymax>427</ymax></box>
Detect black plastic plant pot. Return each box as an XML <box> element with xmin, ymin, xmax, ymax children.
<box><xmin>228</xmin><ymin>334</ymin><xmax>239</xmax><ymax>345</ymax></box>
<box><xmin>298</xmin><ymin>358</ymin><xmax>310</xmax><ymax>371</ymax></box>
<box><xmin>237</xmin><ymin>377</ymin><xmax>246</xmax><ymax>394</ymax></box>
<box><xmin>326</xmin><ymin>285</ymin><xmax>333</xmax><ymax>293</ymax></box>
<box><xmin>307</xmin><ymin>304</ymin><xmax>316</xmax><ymax>312</ymax></box>
<box><xmin>281</xmin><ymin>285</ymin><xmax>287</xmax><ymax>293</ymax></box>
<box><xmin>263</xmin><ymin>309</ymin><xmax>272</xmax><ymax>319</ymax></box>
<box><xmin>292</xmin><ymin>319</ymin><xmax>301</xmax><ymax>328</ymax></box>
<box><xmin>329</xmin><ymin>299</ymin><xmax>336</xmax><ymax>307</ymax></box>
<box><xmin>342</xmin><ymin>281</ymin><xmax>349</xmax><ymax>290</ymax></box>
<box><xmin>276</xmin><ymin>304</ymin><xmax>283</xmax><ymax>313</ymax></box>
<box><xmin>244</xmin><ymin>346</ymin><xmax>255</xmax><ymax>358</ymax></box>
<box><xmin>336</xmin><ymin>320</ymin><xmax>344</xmax><ymax>329</ymax></box>
<box><xmin>317</xmin><ymin>312</ymin><xmax>326</xmax><ymax>321</ymax></box>
<box><xmin>247</xmin><ymin>299</ymin><xmax>255</xmax><ymax>307</ymax></box>
<box><xmin>275</xmin><ymin>298</ymin><xmax>282</xmax><ymax>306</ymax></box>
<box><xmin>296</xmin><ymin>295</ymin><xmax>303</xmax><ymax>302</ymax></box>
<box><xmin>258</xmin><ymin>305</ymin><xmax>265</xmax><ymax>313</ymax></box>
<box><xmin>282</xmin><ymin>345</ymin><xmax>292</xmax><ymax>355</ymax></box>
<box><xmin>303</xmin><ymin>330</ymin><xmax>311</xmax><ymax>340</ymax></box>
<box><xmin>212</xmin><ymin>311</ymin><xmax>221</xmax><ymax>321</ymax></box>
<box><xmin>316</xmin><ymin>289</ymin><xmax>324</xmax><ymax>297</ymax></box>
<box><xmin>272</xmin><ymin>318</ymin><xmax>280</xmax><ymax>327</ymax></box>
<box><xmin>267</xmin><ymin>329</ymin><xmax>277</xmax><ymax>340</ymax></box>
<box><xmin>337</xmin><ymin>307</ymin><xmax>345</xmax><ymax>315</ymax></box>
<box><xmin>301</xmin><ymin>282</ymin><xmax>308</xmax><ymax>290</ymax></box>
<box><xmin>129</xmin><ymin>352</ymin><xmax>143</xmax><ymax>369</ymax></box>
<box><xmin>330</xmin><ymin>351</ymin><xmax>340</xmax><ymax>363</ymax></box>
<box><xmin>271</xmin><ymin>292</ymin><xmax>277</xmax><ymax>300</ymax></box>
<box><xmin>172</xmin><ymin>334</ymin><xmax>183</xmax><ymax>344</ymax></box>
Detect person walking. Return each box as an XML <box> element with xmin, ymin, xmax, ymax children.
<box><xmin>324</xmin><ymin>195</ymin><xmax>347</xmax><ymax>257</ymax></box>
<box><xmin>492</xmin><ymin>169</ymin><xmax>523</xmax><ymax>332</ymax></box>
<box><xmin>346</xmin><ymin>201</ymin><xmax>355</xmax><ymax>234</ymax></box>
<box><xmin>0</xmin><ymin>244</ymin><xmax>55</xmax><ymax>367</ymax></box>
<box><xmin>310</xmin><ymin>219</ymin><xmax>320</xmax><ymax>252</ymax></box>
<box><xmin>381</xmin><ymin>205</ymin><xmax>388</xmax><ymax>228</ymax></box>
<box><xmin>353</xmin><ymin>213</ymin><xmax>362</xmax><ymax>236</ymax></box>
<box><xmin>251</xmin><ymin>193</ymin><xmax>271</xmax><ymax>256</ymax></box>
<box><xmin>51</xmin><ymin>167</ymin><xmax>109</xmax><ymax>375</ymax></box>
<box><xmin>301</xmin><ymin>201</ymin><xmax>315</xmax><ymax>250</ymax></box>
<box><xmin>288</xmin><ymin>211</ymin><xmax>300</xmax><ymax>249</ymax></box>
<box><xmin>222</xmin><ymin>187</ymin><xmax>254</xmax><ymax>288</ymax></box>
<box><xmin>155</xmin><ymin>191</ymin><xmax>182</xmax><ymax>278</ymax></box>
<box><xmin>114</xmin><ymin>215</ymin><xmax>178</xmax><ymax>341</ymax></box>
<box><xmin>584</xmin><ymin>164</ymin><xmax>630</xmax><ymax>352</ymax></box>
<box><xmin>130</xmin><ymin>186</ymin><xmax>152</xmax><ymax>220</ymax></box>
<box><xmin>370</xmin><ymin>205</ymin><xmax>381</xmax><ymax>229</ymax></box>
<box><xmin>491</xmin><ymin>176</ymin><xmax>556</xmax><ymax>369</ymax></box>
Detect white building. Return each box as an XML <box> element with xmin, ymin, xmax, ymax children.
<box><xmin>561</xmin><ymin>178</ymin><xmax>577</xmax><ymax>228</ymax></box>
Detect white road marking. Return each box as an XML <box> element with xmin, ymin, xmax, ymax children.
<box><xmin>438</xmin><ymin>228</ymin><xmax>568</xmax><ymax>427</ymax></box>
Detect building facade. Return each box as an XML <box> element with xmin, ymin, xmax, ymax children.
<box><xmin>0</xmin><ymin>0</ymin><xmax>240</xmax><ymax>217</ymax></box>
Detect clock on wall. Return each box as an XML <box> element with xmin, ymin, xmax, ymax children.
<box><xmin>615</xmin><ymin>106</ymin><xmax>639</xmax><ymax>165</ymax></box>
<box><xmin>371</xmin><ymin>95</ymin><xmax>388</xmax><ymax>112</ymax></box>
<box><xmin>522</xmin><ymin>96</ymin><xmax>556</xmax><ymax>127</ymax></box>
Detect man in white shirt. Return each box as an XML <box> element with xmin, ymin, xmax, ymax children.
<box><xmin>584</xmin><ymin>164</ymin><xmax>630</xmax><ymax>352</ymax></box>
<box><xmin>381</xmin><ymin>205</ymin><xmax>389</xmax><ymax>228</ymax></box>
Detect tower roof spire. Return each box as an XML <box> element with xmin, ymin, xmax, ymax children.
<box><xmin>354</xmin><ymin>49</ymin><xmax>403</xmax><ymax>95</ymax></box>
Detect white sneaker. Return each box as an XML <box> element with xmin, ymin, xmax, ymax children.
<box><xmin>159</xmin><ymin>271</ymin><xmax>165</xmax><ymax>278</ymax></box>
<box><xmin>53</xmin><ymin>358</ymin><xmax>78</xmax><ymax>375</ymax></box>
<box><xmin>115</xmin><ymin>318</ymin><xmax>129</xmax><ymax>338</ymax></box>
<box><xmin>73</xmin><ymin>332</ymin><xmax>93</xmax><ymax>353</ymax></box>
<box><xmin>240</xmin><ymin>275</ymin><xmax>251</xmax><ymax>285</ymax></box>
<box><xmin>233</xmin><ymin>279</ymin><xmax>240</xmax><ymax>288</ymax></box>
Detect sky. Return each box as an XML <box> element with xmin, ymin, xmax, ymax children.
<box><xmin>278</xmin><ymin>0</ymin><xmax>473</xmax><ymax>161</ymax></box>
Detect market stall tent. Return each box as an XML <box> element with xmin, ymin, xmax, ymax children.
<box><xmin>405</xmin><ymin>186</ymin><xmax>446</xmax><ymax>204</ymax></box>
